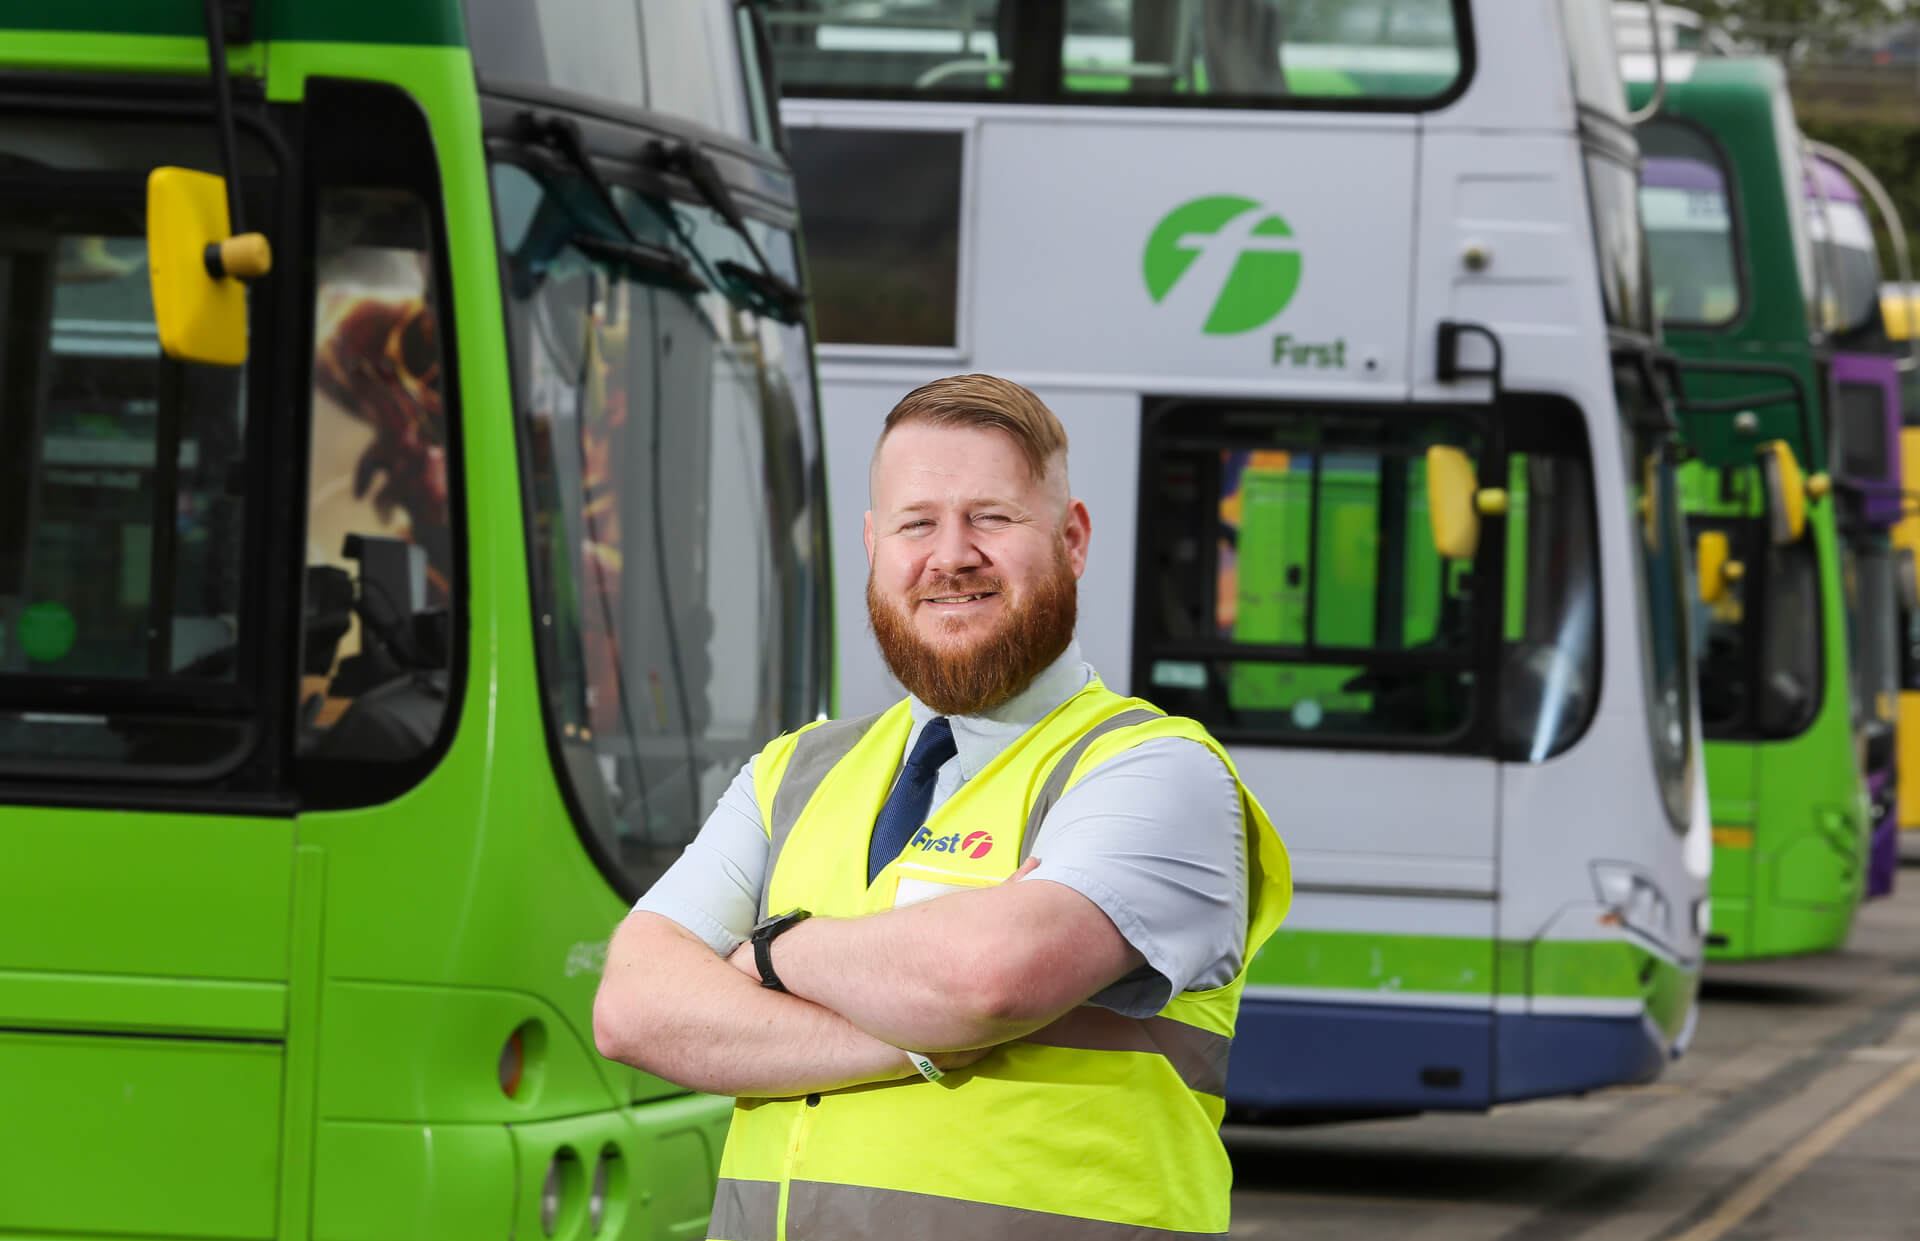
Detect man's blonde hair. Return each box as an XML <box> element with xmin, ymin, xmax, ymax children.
<box><xmin>876</xmin><ymin>374</ymin><xmax>1069</xmax><ymax>485</ymax></box>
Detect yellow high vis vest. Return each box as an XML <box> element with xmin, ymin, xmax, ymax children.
<box><xmin>707</xmin><ymin>680</ymin><xmax>1291</xmax><ymax>1241</ymax></box>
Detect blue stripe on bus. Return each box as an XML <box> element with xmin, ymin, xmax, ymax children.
<box><xmin>1226</xmin><ymin>999</ymin><xmax>1668</xmax><ymax>1114</ymax></box>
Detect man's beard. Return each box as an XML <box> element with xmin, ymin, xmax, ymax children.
<box><xmin>867</xmin><ymin>544</ymin><xmax>1078</xmax><ymax>717</ymax></box>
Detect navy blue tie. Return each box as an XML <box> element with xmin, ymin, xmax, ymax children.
<box><xmin>868</xmin><ymin>717</ymin><xmax>958</xmax><ymax>883</ymax></box>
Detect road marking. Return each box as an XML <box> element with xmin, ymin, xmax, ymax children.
<box><xmin>1666</xmin><ymin>1055</ymin><xmax>1920</xmax><ymax>1241</ymax></box>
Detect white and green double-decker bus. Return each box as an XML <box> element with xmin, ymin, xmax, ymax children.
<box><xmin>772</xmin><ymin>0</ymin><xmax>1708</xmax><ymax>1116</ymax></box>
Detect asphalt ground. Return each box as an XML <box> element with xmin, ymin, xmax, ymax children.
<box><xmin>1226</xmin><ymin>863</ymin><xmax>1920</xmax><ymax>1240</ymax></box>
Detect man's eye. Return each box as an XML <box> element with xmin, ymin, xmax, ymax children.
<box><xmin>974</xmin><ymin>513</ymin><xmax>1011</xmax><ymax>526</ymax></box>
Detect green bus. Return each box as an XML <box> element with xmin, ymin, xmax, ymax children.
<box><xmin>0</xmin><ymin>3</ymin><xmax>830</xmax><ymax>1239</ymax></box>
<box><xmin>1630</xmin><ymin>57</ymin><xmax>1868</xmax><ymax>959</ymax></box>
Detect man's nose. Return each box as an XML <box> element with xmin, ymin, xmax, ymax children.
<box><xmin>925</xmin><ymin>519</ymin><xmax>985</xmax><ymax>575</ymax></box>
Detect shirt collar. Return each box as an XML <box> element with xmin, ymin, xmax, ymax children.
<box><xmin>907</xmin><ymin>640</ymin><xmax>1093</xmax><ymax>780</ymax></box>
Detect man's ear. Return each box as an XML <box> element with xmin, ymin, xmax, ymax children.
<box><xmin>863</xmin><ymin>510</ymin><xmax>876</xmax><ymax>568</ymax></box>
<box><xmin>1063</xmin><ymin>498</ymin><xmax>1091</xmax><ymax>578</ymax></box>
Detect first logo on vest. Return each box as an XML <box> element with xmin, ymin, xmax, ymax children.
<box><xmin>909</xmin><ymin>827</ymin><xmax>996</xmax><ymax>858</ymax></box>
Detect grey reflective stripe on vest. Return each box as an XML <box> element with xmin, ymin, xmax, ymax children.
<box><xmin>1019</xmin><ymin>707</ymin><xmax>1163</xmax><ymax>863</ymax></box>
<box><xmin>708</xmin><ymin>1177</ymin><xmax>779</xmax><ymax>1241</ymax></box>
<box><xmin>1021</xmin><ymin>1006</ymin><xmax>1232</xmax><ymax>1097</ymax></box>
<box><xmin>760</xmin><ymin>711</ymin><xmax>887</xmax><ymax>919</ymax></box>
<box><xmin>785</xmin><ymin>1180</ymin><xmax>1222</xmax><ymax>1241</ymax></box>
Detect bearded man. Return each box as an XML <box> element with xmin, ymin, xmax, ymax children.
<box><xmin>594</xmin><ymin>374</ymin><xmax>1290</xmax><ymax>1241</ymax></box>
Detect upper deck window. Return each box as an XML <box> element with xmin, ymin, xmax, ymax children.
<box><xmin>464</xmin><ymin>0</ymin><xmax>757</xmax><ymax>141</ymax></box>
<box><xmin>1640</xmin><ymin>118</ymin><xmax>1742</xmax><ymax>327</ymax></box>
<box><xmin>1561</xmin><ymin>0</ymin><xmax>1630</xmax><ymax>118</ymax></box>
<box><xmin>764</xmin><ymin>0</ymin><xmax>1469</xmax><ymax>108</ymax></box>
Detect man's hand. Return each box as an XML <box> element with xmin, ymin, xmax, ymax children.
<box><xmin>921</xmin><ymin>1046</ymin><xmax>994</xmax><ymax>1072</ymax></box>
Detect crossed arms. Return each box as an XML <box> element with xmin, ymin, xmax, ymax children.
<box><xmin>591</xmin><ymin>865</ymin><xmax>1145</xmax><ymax>1098</ymax></box>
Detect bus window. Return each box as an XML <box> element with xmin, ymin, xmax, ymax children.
<box><xmin>1691</xmin><ymin>512</ymin><xmax>1754</xmax><ymax>733</ymax></box>
<box><xmin>764</xmin><ymin>0</ymin><xmax>1015</xmax><ymax>95</ymax></box>
<box><xmin>1759</xmin><ymin>535</ymin><xmax>1822</xmax><ymax>736</ymax></box>
<box><xmin>1681</xmin><ymin>463</ymin><xmax>1821</xmax><ymax>743</ymax></box>
<box><xmin>762</xmin><ymin>0</ymin><xmax>1467</xmax><ymax>105</ymax></box>
<box><xmin>1836</xmin><ymin>380</ymin><xmax>1892</xmax><ymax>482</ymax></box>
<box><xmin>463</xmin><ymin>0</ymin><xmax>649</xmax><ymax>113</ymax></box>
<box><xmin>0</xmin><ymin>118</ymin><xmax>271</xmax><ymax>780</ymax></box>
<box><xmin>1640</xmin><ymin>119</ymin><xmax>1742</xmax><ymax>327</ymax></box>
<box><xmin>641</xmin><ymin>0</ymin><xmax>756</xmax><ymax>139</ymax></box>
<box><xmin>1616</xmin><ymin>359</ymin><xmax>1696</xmax><ymax>828</ymax></box>
<box><xmin>1807</xmin><ymin>187</ymin><xmax>1879</xmax><ymax>337</ymax></box>
<box><xmin>1135</xmin><ymin>406</ymin><xmax>1484</xmax><ymax>745</ymax></box>
<box><xmin>1063</xmin><ymin>0</ymin><xmax>1464</xmax><ymax>101</ymax></box>
<box><xmin>1500</xmin><ymin>422</ymin><xmax>1602</xmax><ymax>762</ymax></box>
<box><xmin>1587</xmin><ymin>146</ymin><xmax>1656</xmax><ymax>336</ymax></box>
<box><xmin>297</xmin><ymin>189</ymin><xmax>454</xmax><ymax>766</ymax></box>
<box><xmin>462</xmin><ymin>0</ymin><xmax>763</xmax><ymax>145</ymax></box>
<box><xmin>493</xmin><ymin>161</ymin><xmax>827</xmax><ymax>896</ymax></box>
<box><xmin>788</xmin><ymin>126</ymin><xmax>964</xmax><ymax>348</ymax></box>
<box><xmin>1560</xmin><ymin>0</ymin><xmax>1630</xmax><ymax>118</ymax></box>
<box><xmin>1840</xmin><ymin>545</ymin><xmax>1899</xmax><ymax>740</ymax></box>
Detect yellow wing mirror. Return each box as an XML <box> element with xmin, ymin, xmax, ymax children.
<box><xmin>1757</xmin><ymin>439</ymin><xmax>1812</xmax><ymax>545</ymax></box>
<box><xmin>147</xmin><ymin>167</ymin><xmax>271</xmax><ymax>366</ymax></box>
<box><xmin>1694</xmin><ymin>530</ymin><xmax>1745</xmax><ymax>604</ymax></box>
<box><xmin>1425</xmin><ymin>445</ymin><xmax>1507</xmax><ymax>561</ymax></box>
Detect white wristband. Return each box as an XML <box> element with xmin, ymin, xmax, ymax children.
<box><xmin>905</xmin><ymin>1051</ymin><xmax>945</xmax><ymax>1083</ymax></box>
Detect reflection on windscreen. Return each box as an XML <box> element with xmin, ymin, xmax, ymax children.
<box><xmin>763</xmin><ymin>0</ymin><xmax>1463</xmax><ymax>101</ymax></box>
<box><xmin>1137</xmin><ymin>399</ymin><xmax>1599</xmax><ymax>759</ymax></box>
<box><xmin>1807</xmin><ymin>196</ymin><xmax>1880</xmax><ymax>337</ymax></box>
<box><xmin>493</xmin><ymin>162</ymin><xmax>826</xmax><ymax>894</ymax></box>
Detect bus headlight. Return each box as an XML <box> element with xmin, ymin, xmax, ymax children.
<box><xmin>1591</xmin><ymin>862</ymin><xmax>1673</xmax><ymax>940</ymax></box>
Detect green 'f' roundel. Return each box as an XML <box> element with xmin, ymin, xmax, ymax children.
<box><xmin>1143</xmin><ymin>194</ymin><xmax>1302</xmax><ymax>335</ymax></box>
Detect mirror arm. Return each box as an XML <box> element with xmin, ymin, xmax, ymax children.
<box><xmin>201</xmin><ymin>0</ymin><xmax>248</xmax><ymax>235</ymax></box>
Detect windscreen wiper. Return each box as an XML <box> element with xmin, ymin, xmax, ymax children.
<box><xmin>516</xmin><ymin>111</ymin><xmax>709</xmax><ymax>295</ymax></box>
<box><xmin>570</xmin><ymin>232</ymin><xmax>705</xmax><ymax>296</ymax></box>
<box><xmin>651</xmin><ymin>138</ymin><xmax>807</xmax><ymax>324</ymax></box>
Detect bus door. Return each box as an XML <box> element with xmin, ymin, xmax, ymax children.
<box><xmin>1670</xmin><ymin>359</ymin><xmax>1848</xmax><ymax>949</ymax></box>
<box><xmin>0</xmin><ymin>99</ymin><xmax>301</xmax><ymax>1241</ymax></box>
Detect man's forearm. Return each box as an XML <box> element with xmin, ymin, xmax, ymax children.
<box><xmin>766</xmin><ymin>876</ymin><xmax>1141</xmax><ymax>1052</ymax></box>
<box><xmin>594</xmin><ymin>913</ymin><xmax>916</xmax><ymax>1097</ymax></box>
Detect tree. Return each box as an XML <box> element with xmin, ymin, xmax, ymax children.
<box><xmin>1687</xmin><ymin>0</ymin><xmax>1904</xmax><ymax>60</ymax></box>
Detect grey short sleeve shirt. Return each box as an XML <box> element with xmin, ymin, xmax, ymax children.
<box><xmin>632</xmin><ymin>641</ymin><xmax>1249</xmax><ymax>1017</ymax></box>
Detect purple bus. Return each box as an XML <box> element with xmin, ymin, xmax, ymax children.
<box><xmin>1807</xmin><ymin>154</ymin><xmax>1904</xmax><ymax>898</ymax></box>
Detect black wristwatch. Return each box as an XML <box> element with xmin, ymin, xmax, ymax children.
<box><xmin>750</xmin><ymin>908</ymin><xmax>812</xmax><ymax>992</ymax></box>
